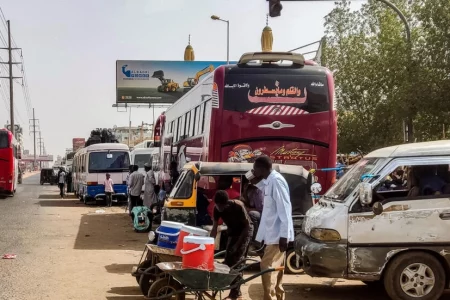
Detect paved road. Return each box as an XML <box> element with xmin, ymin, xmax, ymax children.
<box><xmin>0</xmin><ymin>174</ymin><xmax>448</xmax><ymax>300</ymax></box>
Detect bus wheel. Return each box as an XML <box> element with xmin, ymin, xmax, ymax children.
<box><xmin>285</xmin><ymin>248</ymin><xmax>303</xmax><ymax>275</ymax></box>
<box><xmin>383</xmin><ymin>251</ymin><xmax>445</xmax><ymax>300</ymax></box>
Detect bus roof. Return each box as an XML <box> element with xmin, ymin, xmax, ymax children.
<box><xmin>366</xmin><ymin>140</ymin><xmax>450</xmax><ymax>158</ymax></box>
<box><xmin>84</xmin><ymin>143</ymin><xmax>129</xmax><ymax>152</ymax></box>
<box><xmin>225</xmin><ymin>63</ymin><xmax>329</xmax><ymax>77</ymax></box>
<box><xmin>131</xmin><ymin>148</ymin><xmax>158</xmax><ymax>155</ymax></box>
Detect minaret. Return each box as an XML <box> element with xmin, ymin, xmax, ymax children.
<box><xmin>261</xmin><ymin>15</ymin><xmax>273</xmax><ymax>52</ymax></box>
<box><xmin>184</xmin><ymin>34</ymin><xmax>195</xmax><ymax>61</ymax></box>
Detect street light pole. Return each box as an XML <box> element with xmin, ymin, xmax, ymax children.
<box><xmin>375</xmin><ymin>0</ymin><xmax>413</xmax><ymax>143</ymax></box>
<box><xmin>211</xmin><ymin>15</ymin><xmax>230</xmax><ymax>64</ymax></box>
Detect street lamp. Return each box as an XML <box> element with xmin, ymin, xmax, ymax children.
<box><xmin>375</xmin><ymin>0</ymin><xmax>413</xmax><ymax>143</ymax></box>
<box><xmin>211</xmin><ymin>15</ymin><xmax>229</xmax><ymax>64</ymax></box>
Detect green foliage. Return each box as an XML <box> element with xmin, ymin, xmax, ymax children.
<box><xmin>323</xmin><ymin>0</ymin><xmax>450</xmax><ymax>153</ymax></box>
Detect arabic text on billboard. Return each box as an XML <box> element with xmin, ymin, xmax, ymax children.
<box><xmin>116</xmin><ymin>60</ymin><xmax>230</xmax><ymax>104</ymax></box>
<box><xmin>73</xmin><ymin>138</ymin><xmax>86</xmax><ymax>151</ymax></box>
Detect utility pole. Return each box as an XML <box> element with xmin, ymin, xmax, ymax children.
<box><xmin>38</xmin><ymin>132</ymin><xmax>44</xmax><ymax>169</ymax></box>
<box><xmin>29</xmin><ymin>108</ymin><xmax>39</xmax><ymax>170</ymax></box>
<box><xmin>0</xmin><ymin>20</ymin><xmax>22</xmax><ymax>136</ymax></box>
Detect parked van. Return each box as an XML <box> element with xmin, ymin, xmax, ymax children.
<box><xmin>295</xmin><ymin>140</ymin><xmax>450</xmax><ymax>300</ymax></box>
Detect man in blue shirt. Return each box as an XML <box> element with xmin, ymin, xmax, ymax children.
<box><xmin>251</xmin><ymin>156</ymin><xmax>294</xmax><ymax>300</ymax></box>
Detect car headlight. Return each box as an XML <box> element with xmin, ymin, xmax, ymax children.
<box><xmin>310</xmin><ymin>228</ymin><xmax>341</xmax><ymax>241</ymax></box>
<box><xmin>148</xmin><ymin>231</ymin><xmax>156</xmax><ymax>242</ymax></box>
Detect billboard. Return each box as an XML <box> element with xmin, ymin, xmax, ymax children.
<box><xmin>21</xmin><ymin>155</ymin><xmax>54</xmax><ymax>162</ymax></box>
<box><xmin>73</xmin><ymin>138</ymin><xmax>85</xmax><ymax>151</ymax></box>
<box><xmin>116</xmin><ymin>60</ymin><xmax>233</xmax><ymax>104</ymax></box>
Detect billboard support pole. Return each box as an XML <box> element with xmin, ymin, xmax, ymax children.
<box><xmin>128</xmin><ymin>106</ymin><xmax>132</xmax><ymax>147</ymax></box>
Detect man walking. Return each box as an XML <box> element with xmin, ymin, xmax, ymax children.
<box><xmin>128</xmin><ymin>165</ymin><xmax>144</xmax><ymax>219</ymax></box>
<box><xmin>57</xmin><ymin>167</ymin><xmax>67</xmax><ymax>199</ymax></box>
<box><xmin>143</xmin><ymin>163</ymin><xmax>157</xmax><ymax>208</ymax></box>
<box><xmin>251</xmin><ymin>156</ymin><xmax>294</xmax><ymax>300</ymax></box>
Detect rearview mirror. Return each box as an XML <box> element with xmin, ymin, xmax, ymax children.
<box><xmin>359</xmin><ymin>182</ymin><xmax>373</xmax><ymax>205</ymax></box>
<box><xmin>106</xmin><ymin>153</ymin><xmax>113</xmax><ymax>159</ymax></box>
<box><xmin>194</xmin><ymin>172</ymin><xmax>201</xmax><ymax>182</ymax></box>
<box><xmin>372</xmin><ymin>202</ymin><xmax>384</xmax><ymax>215</ymax></box>
<box><xmin>311</xmin><ymin>182</ymin><xmax>322</xmax><ymax>194</ymax></box>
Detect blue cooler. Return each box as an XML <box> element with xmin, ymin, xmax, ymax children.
<box><xmin>156</xmin><ymin>221</ymin><xmax>183</xmax><ymax>249</ymax></box>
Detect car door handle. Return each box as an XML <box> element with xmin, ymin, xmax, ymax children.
<box><xmin>439</xmin><ymin>211</ymin><xmax>450</xmax><ymax>220</ymax></box>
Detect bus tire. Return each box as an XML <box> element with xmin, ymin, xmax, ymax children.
<box><xmin>383</xmin><ymin>251</ymin><xmax>445</xmax><ymax>300</ymax></box>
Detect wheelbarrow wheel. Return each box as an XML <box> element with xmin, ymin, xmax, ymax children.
<box><xmin>139</xmin><ymin>266</ymin><xmax>161</xmax><ymax>296</ymax></box>
<box><xmin>148</xmin><ymin>277</ymin><xmax>185</xmax><ymax>300</ymax></box>
<box><xmin>135</xmin><ymin>259</ymin><xmax>153</xmax><ymax>285</ymax></box>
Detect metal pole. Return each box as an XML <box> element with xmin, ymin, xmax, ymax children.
<box><xmin>33</xmin><ymin>108</ymin><xmax>36</xmax><ymax>170</ymax></box>
<box><xmin>226</xmin><ymin>20</ymin><xmax>230</xmax><ymax>65</ymax></box>
<box><xmin>39</xmin><ymin>131</ymin><xmax>42</xmax><ymax>170</ymax></box>
<box><xmin>7</xmin><ymin>21</ymin><xmax>14</xmax><ymax>136</ymax></box>
<box><xmin>128</xmin><ymin>107</ymin><xmax>131</xmax><ymax>147</ymax></box>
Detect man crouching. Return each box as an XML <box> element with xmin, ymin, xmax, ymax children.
<box><xmin>210</xmin><ymin>190</ymin><xmax>253</xmax><ymax>300</ymax></box>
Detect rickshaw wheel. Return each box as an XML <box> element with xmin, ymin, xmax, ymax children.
<box><xmin>148</xmin><ymin>277</ymin><xmax>185</xmax><ymax>300</ymax></box>
<box><xmin>285</xmin><ymin>248</ymin><xmax>303</xmax><ymax>275</ymax></box>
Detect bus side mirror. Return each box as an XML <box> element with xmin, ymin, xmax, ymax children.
<box><xmin>194</xmin><ymin>172</ymin><xmax>201</xmax><ymax>182</ymax></box>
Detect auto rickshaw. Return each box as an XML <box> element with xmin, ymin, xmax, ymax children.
<box><xmin>40</xmin><ymin>168</ymin><xmax>56</xmax><ymax>185</ymax></box>
<box><xmin>149</xmin><ymin>161</ymin><xmax>314</xmax><ymax>274</ymax></box>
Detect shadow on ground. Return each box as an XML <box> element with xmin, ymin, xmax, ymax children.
<box><xmin>247</xmin><ymin>282</ymin><xmax>386</xmax><ymax>300</ymax></box>
<box><xmin>107</xmin><ymin>286</ymin><xmax>142</xmax><ymax>296</ymax></box>
<box><xmin>38</xmin><ymin>199</ymin><xmax>85</xmax><ymax>207</ymax></box>
<box><xmin>74</xmin><ymin>213</ymin><xmax>147</xmax><ymax>251</ymax></box>
<box><xmin>105</xmin><ymin>263</ymin><xmax>136</xmax><ymax>274</ymax></box>
<box><xmin>38</xmin><ymin>194</ymin><xmax>77</xmax><ymax>199</ymax></box>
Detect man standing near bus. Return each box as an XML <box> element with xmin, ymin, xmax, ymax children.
<box><xmin>57</xmin><ymin>167</ymin><xmax>67</xmax><ymax>199</ymax></box>
<box><xmin>251</xmin><ymin>156</ymin><xmax>294</xmax><ymax>300</ymax></box>
<box><xmin>128</xmin><ymin>165</ymin><xmax>144</xmax><ymax>219</ymax></box>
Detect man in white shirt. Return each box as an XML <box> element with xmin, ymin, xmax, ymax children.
<box><xmin>251</xmin><ymin>156</ymin><xmax>294</xmax><ymax>300</ymax></box>
<box><xmin>57</xmin><ymin>168</ymin><xmax>66</xmax><ymax>199</ymax></box>
<box><xmin>104</xmin><ymin>173</ymin><xmax>114</xmax><ymax>207</ymax></box>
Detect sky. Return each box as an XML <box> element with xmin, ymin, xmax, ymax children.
<box><xmin>0</xmin><ymin>0</ymin><xmax>363</xmax><ymax>158</ymax></box>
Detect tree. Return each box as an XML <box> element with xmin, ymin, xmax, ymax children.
<box><xmin>323</xmin><ymin>0</ymin><xmax>450</xmax><ymax>152</ymax></box>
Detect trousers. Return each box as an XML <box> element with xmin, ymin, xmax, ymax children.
<box><xmin>260</xmin><ymin>244</ymin><xmax>286</xmax><ymax>300</ymax></box>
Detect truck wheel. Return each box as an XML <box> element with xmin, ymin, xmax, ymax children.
<box><xmin>285</xmin><ymin>248</ymin><xmax>303</xmax><ymax>274</ymax></box>
<box><xmin>383</xmin><ymin>251</ymin><xmax>445</xmax><ymax>300</ymax></box>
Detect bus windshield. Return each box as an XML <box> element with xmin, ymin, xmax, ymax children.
<box><xmin>134</xmin><ymin>154</ymin><xmax>151</xmax><ymax>168</ymax></box>
<box><xmin>0</xmin><ymin>131</ymin><xmax>9</xmax><ymax>149</ymax></box>
<box><xmin>224</xmin><ymin>74</ymin><xmax>329</xmax><ymax>114</ymax></box>
<box><xmin>88</xmin><ymin>151</ymin><xmax>130</xmax><ymax>173</ymax></box>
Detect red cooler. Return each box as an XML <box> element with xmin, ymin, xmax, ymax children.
<box><xmin>175</xmin><ymin>225</ymin><xmax>208</xmax><ymax>256</ymax></box>
<box><xmin>181</xmin><ymin>236</ymin><xmax>215</xmax><ymax>271</ymax></box>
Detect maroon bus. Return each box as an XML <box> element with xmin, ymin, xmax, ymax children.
<box><xmin>0</xmin><ymin>129</ymin><xmax>20</xmax><ymax>196</ymax></box>
<box><xmin>153</xmin><ymin>52</ymin><xmax>337</xmax><ymax>192</ymax></box>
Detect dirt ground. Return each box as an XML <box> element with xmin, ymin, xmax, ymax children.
<box><xmin>1</xmin><ymin>176</ymin><xmax>449</xmax><ymax>300</ymax></box>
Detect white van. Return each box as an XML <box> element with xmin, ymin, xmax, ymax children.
<box><xmin>130</xmin><ymin>147</ymin><xmax>160</xmax><ymax>185</ymax></box>
<box><xmin>296</xmin><ymin>140</ymin><xmax>450</xmax><ymax>300</ymax></box>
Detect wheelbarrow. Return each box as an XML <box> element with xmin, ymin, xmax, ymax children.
<box><xmin>146</xmin><ymin>260</ymin><xmax>284</xmax><ymax>300</ymax></box>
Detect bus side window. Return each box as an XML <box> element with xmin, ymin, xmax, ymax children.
<box><xmin>185</xmin><ymin>111</ymin><xmax>191</xmax><ymax>138</ymax></box>
<box><xmin>193</xmin><ymin>106</ymin><xmax>199</xmax><ymax>136</ymax></box>
<box><xmin>201</xmin><ymin>101</ymin><xmax>207</xmax><ymax>134</ymax></box>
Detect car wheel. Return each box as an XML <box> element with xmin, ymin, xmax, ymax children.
<box><xmin>383</xmin><ymin>251</ymin><xmax>445</xmax><ymax>300</ymax></box>
<box><xmin>285</xmin><ymin>248</ymin><xmax>303</xmax><ymax>274</ymax></box>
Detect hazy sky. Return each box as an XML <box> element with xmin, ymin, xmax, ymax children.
<box><xmin>0</xmin><ymin>0</ymin><xmax>362</xmax><ymax>157</ymax></box>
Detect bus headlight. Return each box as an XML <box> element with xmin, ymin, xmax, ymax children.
<box><xmin>148</xmin><ymin>231</ymin><xmax>156</xmax><ymax>242</ymax></box>
<box><xmin>310</xmin><ymin>228</ymin><xmax>341</xmax><ymax>241</ymax></box>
